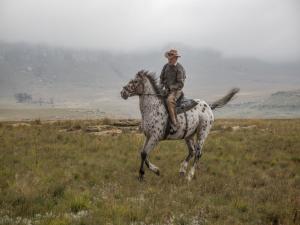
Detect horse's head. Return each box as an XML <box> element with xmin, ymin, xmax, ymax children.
<box><xmin>120</xmin><ymin>71</ymin><xmax>145</xmax><ymax>100</ymax></box>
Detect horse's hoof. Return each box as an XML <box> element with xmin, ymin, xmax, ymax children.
<box><xmin>187</xmin><ymin>174</ymin><xmax>195</xmax><ymax>182</ymax></box>
<box><xmin>138</xmin><ymin>169</ymin><xmax>145</xmax><ymax>181</ymax></box>
<box><xmin>179</xmin><ymin>171</ymin><xmax>185</xmax><ymax>177</ymax></box>
<box><xmin>138</xmin><ymin>172</ymin><xmax>145</xmax><ymax>182</ymax></box>
<box><xmin>155</xmin><ymin>170</ymin><xmax>160</xmax><ymax>176</ymax></box>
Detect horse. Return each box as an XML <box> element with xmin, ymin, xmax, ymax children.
<box><xmin>120</xmin><ymin>70</ymin><xmax>239</xmax><ymax>181</ymax></box>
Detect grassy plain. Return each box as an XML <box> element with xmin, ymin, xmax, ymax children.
<box><xmin>0</xmin><ymin>119</ymin><xmax>299</xmax><ymax>225</ymax></box>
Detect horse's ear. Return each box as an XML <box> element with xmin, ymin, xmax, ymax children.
<box><xmin>136</xmin><ymin>70</ymin><xmax>144</xmax><ymax>79</ymax></box>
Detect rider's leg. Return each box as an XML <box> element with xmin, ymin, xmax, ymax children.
<box><xmin>167</xmin><ymin>92</ymin><xmax>176</xmax><ymax>126</ymax></box>
<box><xmin>167</xmin><ymin>91</ymin><xmax>181</xmax><ymax>130</ymax></box>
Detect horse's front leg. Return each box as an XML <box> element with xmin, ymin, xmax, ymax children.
<box><xmin>145</xmin><ymin>158</ymin><xmax>160</xmax><ymax>176</ymax></box>
<box><xmin>139</xmin><ymin>137</ymin><xmax>158</xmax><ymax>181</ymax></box>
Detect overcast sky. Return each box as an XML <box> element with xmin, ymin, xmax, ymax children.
<box><xmin>0</xmin><ymin>0</ymin><xmax>299</xmax><ymax>62</ymax></box>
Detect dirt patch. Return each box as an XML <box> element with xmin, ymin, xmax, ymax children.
<box><xmin>12</xmin><ymin>123</ymin><xmax>31</xmax><ymax>127</ymax></box>
<box><xmin>110</xmin><ymin>119</ymin><xmax>140</xmax><ymax>127</ymax></box>
<box><xmin>92</xmin><ymin>129</ymin><xmax>122</xmax><ymax>136</ymax></box>
<box><xmin>211</xmin><ymin>124</ymin><xmax>257</xmax><ymax>134</ymax></box>
<box><xmin>60</xmin><ymin>121</ymin><xmax>140</xmax><ymax>137</ymax></box>
<box><xmin>231</xmin><ymin>125</ymin><xmax>257</xmax><ymax>131</ymax></box>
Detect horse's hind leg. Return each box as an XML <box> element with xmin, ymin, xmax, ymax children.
<box><xmin>179</xmin><ymin>137</ymin><xmax>195</xmax><ymax>176</ymax></box>
<box><xmin>187</xmin><ymin>121</ymin><xmax>211</xmax><ymax>181</ymax></box>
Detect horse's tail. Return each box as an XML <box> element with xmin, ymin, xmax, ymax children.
<box><xmin>209</xmin><ymin>88</ymin><xmax>240</xmax><ymax>110</ymax></box>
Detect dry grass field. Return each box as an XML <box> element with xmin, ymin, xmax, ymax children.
<box><xmin>0</xmin><ymin>119</ymin><xmax>299</xmax><ymax>225</ymax></box>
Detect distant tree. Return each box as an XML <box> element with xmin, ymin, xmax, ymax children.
<box><xmin>14</xmin><ymin>93</ymin><xmax>32</xmax><ymax>103</ymax></box>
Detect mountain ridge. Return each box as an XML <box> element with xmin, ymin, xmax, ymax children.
<box><xmin>0</xmin><ymin>41</ymin><xmax>299</xmax><ymax>116</ymax></box>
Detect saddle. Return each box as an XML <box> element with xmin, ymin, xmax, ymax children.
<box><xmin>175</xmin><ymin>93</ymin><xmax>199</xmax><ymax>114</ymax></box>
<box><xmin>163</xmin><ymin>93</ymin><xmax>199</xmax><ymax>139</ymax></box>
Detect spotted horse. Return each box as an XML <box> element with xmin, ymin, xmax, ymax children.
<box><xmin>121</xmin><ymin>70</ymin><xmax>239</xmax><ymax>181</ymax></box>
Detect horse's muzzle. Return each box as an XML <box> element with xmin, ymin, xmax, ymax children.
<box><xmin>120</xmin><ymin>88</ymin><xmax>129</xmax><ymax>100</ymax></box>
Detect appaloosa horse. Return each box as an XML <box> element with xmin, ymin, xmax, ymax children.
<box><xmin>121</xmin><ymin>70</ymin><xmax>239</xmax><ymax>181</ymax></box>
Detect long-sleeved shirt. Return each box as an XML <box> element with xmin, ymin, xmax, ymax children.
<box><xmin>159</xmin><ymin>62</ymin><xmax>186</xmax><ymax>91</ymax></box>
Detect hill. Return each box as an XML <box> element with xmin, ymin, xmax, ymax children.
<box><xmin>215</xmin><ymin>89</ymin><xmax>300</xmax><ymax>118</ymax></box>
<box><xmin>1</xmin><ymin>41</ymin><xmax>299</xmax><ymax>103</ymax></box>
<box><xmin>0</xmin><ymin>41</ymin><xmax>299</xmax><ymax>118</ymax></box>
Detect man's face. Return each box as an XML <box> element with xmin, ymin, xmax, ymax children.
<box><xmin>168</xmin><ymin>56</ymin><xmax>178</xmax><ymax>65</ymax></box>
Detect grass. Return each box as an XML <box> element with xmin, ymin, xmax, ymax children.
<box><xmin>0</xmin><ymin>119</ymin><xmax>299</xmax><ymax>225</ymax></box>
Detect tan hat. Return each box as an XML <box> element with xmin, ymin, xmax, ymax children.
<box><xmin>164</xmin><ymin>49</ymin><xmax>181</xmax><ymax>59</ymax></box>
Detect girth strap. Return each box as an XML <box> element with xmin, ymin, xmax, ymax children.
<box><xmin>182</xmin><ymin>111</ymin><xmax>189</xmax><ymax>139</ymax></box>
<box><xmin>163</xmin><ymin>98</ymin><xmax>171</xmax><ymax>140</ymax></box>
<box><xmin>163</xmin><ymin>119</ymin><xmax>171</xmax><ymax>140</ymax></box>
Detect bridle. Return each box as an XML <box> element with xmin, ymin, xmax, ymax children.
<box><xmin>122</xmin><ymin>84</ymin><xmax>164</xmax><ymax>97</ymax></box>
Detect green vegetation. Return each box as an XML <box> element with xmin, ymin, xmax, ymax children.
<box><xmin>0</xmin><ymin>119</ymin><xmax>299</xmax><ymax>225</ymax></box>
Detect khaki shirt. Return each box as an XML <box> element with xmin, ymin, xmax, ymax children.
<box><xmin>159</xmin><ymin>62</ymin><xmax>186</xmax><ymax>91</ymax></box>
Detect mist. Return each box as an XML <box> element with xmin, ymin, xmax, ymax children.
<box><xmin>0</xmin><ymin>0</ymin><xmax>299</xmax><ymax>62</ymax></box>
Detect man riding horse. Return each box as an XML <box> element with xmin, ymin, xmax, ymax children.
<box><xmin>160</xmin><ymin>49</ymin><xmax>186</xmax><ymax>133</ymax></box>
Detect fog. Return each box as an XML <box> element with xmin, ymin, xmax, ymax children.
<box><xmin>0</xmin><ymin>0</ymin><xmax>299</xmax><ymax>62</ymax></box>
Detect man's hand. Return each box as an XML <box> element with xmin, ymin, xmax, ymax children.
<box><xmin>169</xmin><ymin>85</ymin><xmax>179</xmax><ymax>91</ymax></box>
<box><xmin>160</xmin><ymin>88</ymin><xmax>168</xmax><ymax>97</ymax></box>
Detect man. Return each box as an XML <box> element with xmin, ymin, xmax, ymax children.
<box><xmin>160</xmin><ymin>49</ymin><xmax>186</xmax><ymax>132</ymax></box>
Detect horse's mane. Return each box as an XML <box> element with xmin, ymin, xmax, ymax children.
<box><xmin>137</xmin><ymin>70</ymin><xmax>161</xmax><ymax>94</ymax></box>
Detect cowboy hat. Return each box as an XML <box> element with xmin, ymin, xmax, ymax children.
<box><xmin>164</xmin><ymin>49</ymin><xmax>181</xmax><ymax>59</ymax></box>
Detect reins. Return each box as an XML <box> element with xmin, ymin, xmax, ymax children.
<box><xmin>139</xmin><ymin>93</ymin><xmax>164</xmax><ymax>97</ymax></box>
